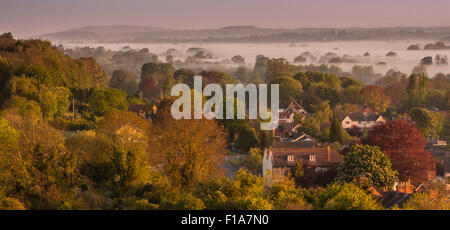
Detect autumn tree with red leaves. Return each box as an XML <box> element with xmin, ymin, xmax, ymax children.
<box><xmin>363</xmin><ymin>120</ymin><xmax>434</xmax><ymax>185</ymax></box>
<box><xmin>346</xmin><ymin>125</ymin><xmax>362</xmax><ymax>137</ymax></box>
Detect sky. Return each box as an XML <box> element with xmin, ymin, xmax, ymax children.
<box><xmin>1</xmin><ymin>0</ymin><xmax>450</xmax><ymax>37</ymax></box>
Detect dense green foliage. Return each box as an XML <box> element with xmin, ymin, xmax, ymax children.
<box><xmin>337</xmin><ymin>145</ymin><xmax>398</xmax><ymax>189</ymax></box>
<box><xmin>88</xmin><ymin>88</ymin><xmax>128</xmax><ymax>117</ymax></box>
<box><xmin>409</xmin><ymin>107</ymin><xmax>445</xmax><ymax>137</ymax></box>
<box><xmin>245</xmin><ymin>148</ymin><xmax>263</xmax><ymax>174</ymax></box>
<box><xmin>269</xmin><ymin>76</ymin><xmax>303</xmax><ymax>105</ymax></box>
<box><xmin>318</xmin><ymin>183</ymin><xmax>382</xmax><ymax>210</ymax></box>
<box><xmin>329</xmin><ymin>117</ymin><xmax>344</xmax><ymax>143</ymax></box>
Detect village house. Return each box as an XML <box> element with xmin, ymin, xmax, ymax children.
<box><xmin>115</xmin><ymin>123</ymin><xmax>146</xmax><ymax>143</ymax></box>
<box><xmin>262</xmin><ymin>140</ymin><xmax>344</xmax><ymax>184</ymax></box>
<box><xmin>372</xmin><ymin>180</ymin><xmax>438</xmax><ymax>209</ymax></box>
<box><xmin>341</xmin><ymin>107</ymin><xmax>386</xmax><ymax>130</ymax></box>
<box><xmin>426</xmin><ymin>137</ymin><xmax>447</xmax><ymax>148</ymax></box>
<box><xmin>281</xmin><ymin>133</ymin><xmax>317</xmax><ymax>143</ymax></box>
<box><xmin>278</xmin><ymin>101</ymin><xmax>309</xmax><ymax>124</ymax></box>
<box><xmin>274</xmin><ymin>101</ymin><xmax>309</xmax><ymax>138</ymax></box>
<box><xmin>273</xmin><ymin>122</ymin><xmax>301</xmax><ymax>138</ymax></box>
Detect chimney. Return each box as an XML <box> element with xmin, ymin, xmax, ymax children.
<box><xmin>396</xmin><ymin>179</ymin><xmax>414</xmax><ymax>194</ymax></box>
<box><xmin>327</xmin><ymin>146</ymin><xmax>330</xmax><ymax>161</ymax></box>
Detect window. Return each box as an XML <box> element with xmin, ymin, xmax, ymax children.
<box><xmin>346</xmin><ymin>121</ymin><xmax>350</xmax><ymax>124</ymax></box>
<box><xmin>287</xmin><ymin>155</ymin><xmax>294</xmax><ymax>161</ymax></box>
<box><xmin>309</xmin><ymin>155</ymin><xmax>316</xmax><ymax>161</ymax></box>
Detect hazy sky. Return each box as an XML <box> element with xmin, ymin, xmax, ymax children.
<box><xmin>1</xmin><ymin>0</ymin><xmax>450</xmax><ymax>37</ymax></box>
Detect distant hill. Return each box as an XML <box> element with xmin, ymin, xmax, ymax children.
<box><xmin>40</xmin><ymin>25</ymin><xmax>171</xmax><ymax>42</ymax></box>
<box><xmin>39</xmin><ymin>25</ymin><xmax>450</xmax><ymax>43</ymax></box>
<box><xmin>67</xmin><ymin>25</ymin><xmax>170</xmax><ymax>34</ymax></box>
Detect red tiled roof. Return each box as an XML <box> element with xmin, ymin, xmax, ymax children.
<box><xmin>269</xmin><ymin>146</ymin><xmax>343</xmax><ymax>168</ymax></box>
<box><xmin>273</xmin><ymin>141</ymin><xmax>318</xmax><ymax>148</ymax></box>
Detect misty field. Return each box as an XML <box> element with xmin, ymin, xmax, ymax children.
<box><xmin>60</xmin><ymin>40</ymin><xmax>450</xmax><ymax>77</ymax></box>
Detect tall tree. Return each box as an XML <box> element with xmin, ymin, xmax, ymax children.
<box><xmin>236</xmin><ymin>124</ymin><xmax>261</xmax><ymax>152</ymax></box>
<box><xmin>329</xmin><ymin>117</ymin><xmax>344</xmax><ymax>143</ymax></box>
<box><xmin>336</xmin><ymin>144</ymin><xmax>398</xmax><ymax>189</ymax></box>
<box><xmin>138</xmin><ymin>77</ymin><xmax>160</xmax><ymax>99</ymax></box>
<box><xmin>293</xmin><ymin>161</ymin><xmax>304</xmax><ymax>187</ymax></box>
<box><xmin>253</xmin><ymin>55</ymin><xmax>269</xmax><ymax>81</ymax></box>
<box><xmin>360</xmin><ymin>85</ymin><xmax>391</xmax><ymax>113</ymax></box>
<box><xmin>269</xmin><ymin>77</ymin><xmax>303</xmax><ymax>106</ymax></box>
<box><xmin>409</xmin><ymin>107</ymin><xmax>445</xmax><ymax>137</ymax></box>
<box><xmin>265</xmin><ymin>58</ymin><xmax>292</xmax><ymax>83</ymax></box>
<box><xmin>78</xmin><ymin>57</ymin><xmax>106</xmax><ymax>88</ymax></box>
<box><xmin>67</xmin><ymin>111</ymin><xmax>151</xmax><ymax>197</ymax></box>
<box><xmin>110</xmin><ymin>69</ymin><xmax>138</xmax><ymax>95</ymax></box>
<box><xmin>312</xmin><ymin>100</ymin><xmax>333</xmax><ymax>131</ymax></box>
<box><xmin>88</xmin><ymin>88</ymin><xmax>128</xmax><ymax>116</ymax></box>
<box><xmin>148</xmin><ymin>108</ymin><xmax>227</xmax><ymax>188</ymax></box>
<box><xmin>140</xmin><ymin>62</ymin><xmax>175</xmax><ymax>84</ymax></box>
<box><xmin>0</xmin><ymin>57</ymin><xmax>13</xmax><ymax>103</ymax></box>
<box><xmin>1</xmin><ymin>111</ymin><xmax>81</xmax><ymax>209</ymax></box>
<box><xmin>363</xmin><ymin>120</ymin><xmax>434</xmax><ymax>184</ymax></box>
<box><xmin>406</xmin><ymin>73</ymin><xmax>428</xmax><ymax>108</ymax></box>
<box><xmin>173</xmin><ymin>68</ymin><xmax>196</xmax><ymax>87</ymax></box>
<box><xmin>39</xmin><ymin>86</ymin><xmax>71</xmax><ymax>119</ymax></box>
<box><xmin>0</xmin><ymin>117</ymin><xmax>18</xmax><ymax>156</ymax></box>
<box><xmin>245</xmin><ymin>148</ymin><xmax>263</xmax><ymax>174</ymax></box>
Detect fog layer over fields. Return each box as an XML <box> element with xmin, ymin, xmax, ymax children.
<box><xmin>59</xmin><ymin>40</ymin><xmax>450</xmax><ymax>78</ymax></box>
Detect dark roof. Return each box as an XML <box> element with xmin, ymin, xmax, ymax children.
<box><xmin>346</xmin><ymin>111</ymin><xmax>381</xmax><ymax>122</ymax></box>
<box><xmin>273</xmin><ymin>140</ymin><xmax>319</xmax><ymax>148</ymax></box>
<box><xmin>269</xmin><ymin>146</ymin><xmax>343</xmax><ymax>168</ymax></box>
<box><xmin>380</xmin><ymin>192</ymin><xmax>412</xmax><ymax>208</ymax></box>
